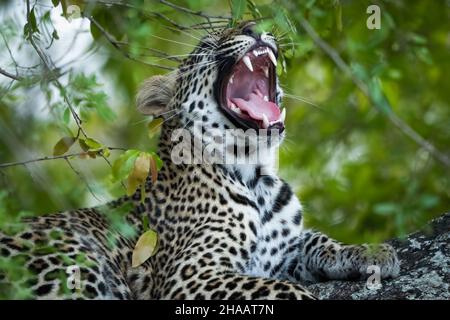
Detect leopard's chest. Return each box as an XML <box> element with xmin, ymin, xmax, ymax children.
<box><xmin>208</xmin><ymin>172</ymin><xmax>304</xmax><ymax>277</ymax></box>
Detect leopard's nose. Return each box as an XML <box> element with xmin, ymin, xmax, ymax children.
<box><xmin>242</xmin><ymin>23</ymin><xmax>260</xmax><ymax>40</ymax></box>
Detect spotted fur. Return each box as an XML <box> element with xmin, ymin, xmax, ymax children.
<box><xmin>0</xmin><ymin>22</ymin><xmax>399</xmax><ymax>300</ymax></box>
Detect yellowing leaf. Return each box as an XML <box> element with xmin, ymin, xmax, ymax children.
<box><xmin>132</xmin><ymin>229</ymin><xmax>158</xmax><ymax>268</ymax></box>
<box><xmin>126</xmin><ymin>153</ymin><xmax>150</xmax><ymax>196</ymax></box>
<box><xmin>53</xmin><ymin>137</ymin><xmax>76</xmax><ymax>156</ymax></box>
<box><xmin>147</xmin><ymin>117</ymin><xmax>163</xmax><ymax>138</ymax></box>
<box><xmin>87</xmin><ymin>151</ymin><xmax>97</xmax><ymax>159</ymax></box>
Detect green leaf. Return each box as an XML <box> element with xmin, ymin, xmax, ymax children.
<box><xmin>132</xmin><ymin>229</ymin><xmax>159</xmax><ymax>267</ymax></box>
<box><xmin>373</xmin><ymin>203</ymin><xmax>398</xmax><ymax>216</ymax></box>
<box><xmin>149</xmin><ymin>152</ymin><xmax>163</xmax><ymax>170</ymax></box>
<box><xmin>63</xmin><ymin>107</ymin><xmax>71</xmax><ymax>124</ymax></box>
<box><xmin>96</xmin><ymin>102</ymin><xmax>116</xmax><ymax>122</ymax></box>
<box><xmin>126</xmin><ymin>153</ymin><xmax>150</xmax><ymax>196</ymax></box>
<box><xmin>231</xmin><ymin>0</ymin><xmax>247</xmax><ymax>21</ymax></box>
<box><xmin>53</xmin><ymin>137</ymin><xmax>77</xmax><ymax>156</ymax></box>
<box><xmin>52</xmin><ymin>29</ymin><xmax>59</xmax><ymax>40</ymax></box>
<box><xmin>111</xmin><ymin>149</ymin><xmax>141</xmax><ymax>181</ymax></box>
<box><xmin>102</xmin><ymin>147</ymin><xmax>111</xmax><ymax>158</ymax></box>
<box><xmin>28</xmin><ymin>8</ymin><xmax>39</xmax><ymax>34</ymax></box>
<box><xmin>419</xmin><ymin>195</ymin><xmax>439</xmax><ymax>209</ymax></box>
<box><xmin>79</xmin><ymin>137</ymin><xmax>103</xmax><ymax>152</ymax></box>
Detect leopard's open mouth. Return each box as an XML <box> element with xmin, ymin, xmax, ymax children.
<box><xmin>217</xmin><ymin>45</ymin><xmax>285</xmax><ymax>132</ymax></box>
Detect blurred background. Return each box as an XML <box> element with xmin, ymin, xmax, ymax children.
<box><xmin>0</xmin><ymin>0</ymin><xmax>449</xmax><ymax>245</ymax></box>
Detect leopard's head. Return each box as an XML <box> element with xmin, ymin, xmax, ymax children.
<box><xmin>137</xmin><ymin>22</ymin><xmax>284</xmax><ymax>169</ymax></box>
<box><xmin>138</xmin><ymin>21</ymin><xmax>283</xmax><ymax>130</ymax></box>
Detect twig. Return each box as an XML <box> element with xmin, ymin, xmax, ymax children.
<box><xmin>26</xmin><ymin>0</ymin><xmax>88</xmax><ymax>138</ymax></box>
<box><xmin>64</xmin><ymin>158</ymin><xmax>101</xmax><ymax>202</ymax></box>
<box><xmin>114</xmin><ymin>41</ymin><xmax>182</xmax><ymax>62</ymax></box>
<box><xmin>0</xmin><ymin>67</ymin><xmax>22</xmax><ymax>81</ymax></box>
<box><xmin>87</xmin><ymin>16</ymin><xmax>175</xmax><ymax>71</ymax></box>
<box><xmin>0</xmin><ymin>147</ymin><xmax>126</xmax><ymax>169</ymax></box>
<box><xmin>0</xmin><ymin>30</ymin><xmax>22</xmax><ymax>81</ymax></box>
<box><xmin>298</xmin><ymin>17</ymin><xmax>450</xmax><ymax>168</ymax></box>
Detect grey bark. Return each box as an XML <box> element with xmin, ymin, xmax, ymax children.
<box><xmin>307</xmin><ymin>213</ymin><xmax>450</xmax><ymax>300</ymax></box>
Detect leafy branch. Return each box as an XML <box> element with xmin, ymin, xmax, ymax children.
<box><xmin>25</xmin><ymin>0</ymin><xmax>88</xmax><ymax>139</ymax></box>
<box><xmin>0</xmin><ymin>148</ymin><xmax>126</xmax><ymax>169</ymax></box>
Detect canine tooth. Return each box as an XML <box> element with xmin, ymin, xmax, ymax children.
<box><xmin>281</xmin><ymin>108</ymin><xmax>286</xmax><ymax>122</ymax></box>
<box><xmin>268</xmin><ymin>49</ymin><xmax>277</xmax><ymax>67</ymax></box>
<box><xmin>263</xmin><ymin>66</ymin><xmax>269</xmax><ymax>78</ymax></box>
<box><xmin>263</xmin><ymin>96</ymin><xmax>268</xmax><ymax>102</ymax></box>
<box><xmin>230</xmin><ymin>103</ymin><xmax>241</xmax><ymax>114</ymax></box>
<box><xmin>262</xmin><ymin>114</ymin><xmax>270</xmax><ymax>129</ymax></box>
<box><xmin>243</xmin><ymin>55</ymin><xmax>253</xmax><ymax>72</ymax></box>
<box><xmin>253</xmin><ymin>50</ymin><xmax>258</xmax><ymax>56</ymax></box>
<box><xmin>229</xmin><ymin>76</ymin><xmax>233</xmax><ymax>84</ymax></box>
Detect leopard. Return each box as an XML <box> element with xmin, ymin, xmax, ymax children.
<box><xmin>0</xmin><ymin>21</ymin><xmax>399</xmax><ymax>300</ymax></box>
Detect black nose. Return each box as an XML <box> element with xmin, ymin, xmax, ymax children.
<box><xmin>242</xmin><ymin>23</ymin><xmax>260</xmax><ymax>40</ymax></box>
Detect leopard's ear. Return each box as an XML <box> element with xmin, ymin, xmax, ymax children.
<box><xmin>136</xmin><ymin>71</ymin><xmax>177</xmax><ymax>117</ymax></box>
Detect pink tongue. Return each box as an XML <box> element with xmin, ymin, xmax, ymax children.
<box><xmin>231</xmin><ymin>93</ymin><xmax>280</xmax><ymax>122</ymax></box>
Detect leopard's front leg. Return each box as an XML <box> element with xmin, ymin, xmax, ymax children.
<box><xmin>286</xmin><ymin>230</ymin><xmax>400</xmax><ymax>283</ymax></box>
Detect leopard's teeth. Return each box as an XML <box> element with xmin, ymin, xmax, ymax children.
<box><xmin>263</xmin><ymin>95</ymin><xmax>268</xmax><ymax>102</ymax></box>
<box><xmin>262</xmin><ymin>114</ymin><xmax>270</xmax><ymax>129</ymax></box>
<box><xmin>243</xmin><ymin>55</ymin><xmax>253</xmax><ymax>72</ymax></box>
<box><xmin>281</xmin><ymin>108</ymin><xmax>286</xmax><ymax>122</ymax></box>
<box><xmin>268</xmin><ymin>49</ymin><xmax>277</xmax><ymax>67</ymax></box>
<box><xmin>229</xmin><ymin>75</ymin><xmax>233</xmax><ymax>84</ymax></box>
<box><xmin>262</xmin><ymin>66</ymin><xmax>269</xmax><ymax>78</ymax></box>
<box><xmin>230</xmin><ymin>103</ymin><xmax>242</xmax><ymax>114</ymax></box>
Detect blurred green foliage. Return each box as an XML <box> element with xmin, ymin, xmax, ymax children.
<box><xmin>0</xmin><ymin>0</ymin><xmax>449</xmax><ymax>247</ymax></box>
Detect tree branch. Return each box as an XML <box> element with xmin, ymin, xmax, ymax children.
<box><xmin>64</xmin><ymin>158</ymin><xmax>101</xmax><ymax>202</ymax></box>
<box><xmin>0</xmin><ymin>147</ymin><xmax>126</xmax><ymax>169</ymax></box>
<box><xmin>26</xmin><ymin>0</ymin><xmax>88</xmax><ymax>139</ymax></box>
<box><xmin>298</xmin><ymin>17</ymin><xmax>450</xmax><ymax>168</ymax></box>
<box><xmin>0</xmin><ymin>67</ymin><xmax>22</xmax><ymax>81</ymax></box>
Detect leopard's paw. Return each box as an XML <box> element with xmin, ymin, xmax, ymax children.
<box><xmin>343</xmin><ymin>243</ymin><xmax>400</xmax><ymax>280</ymax></box>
